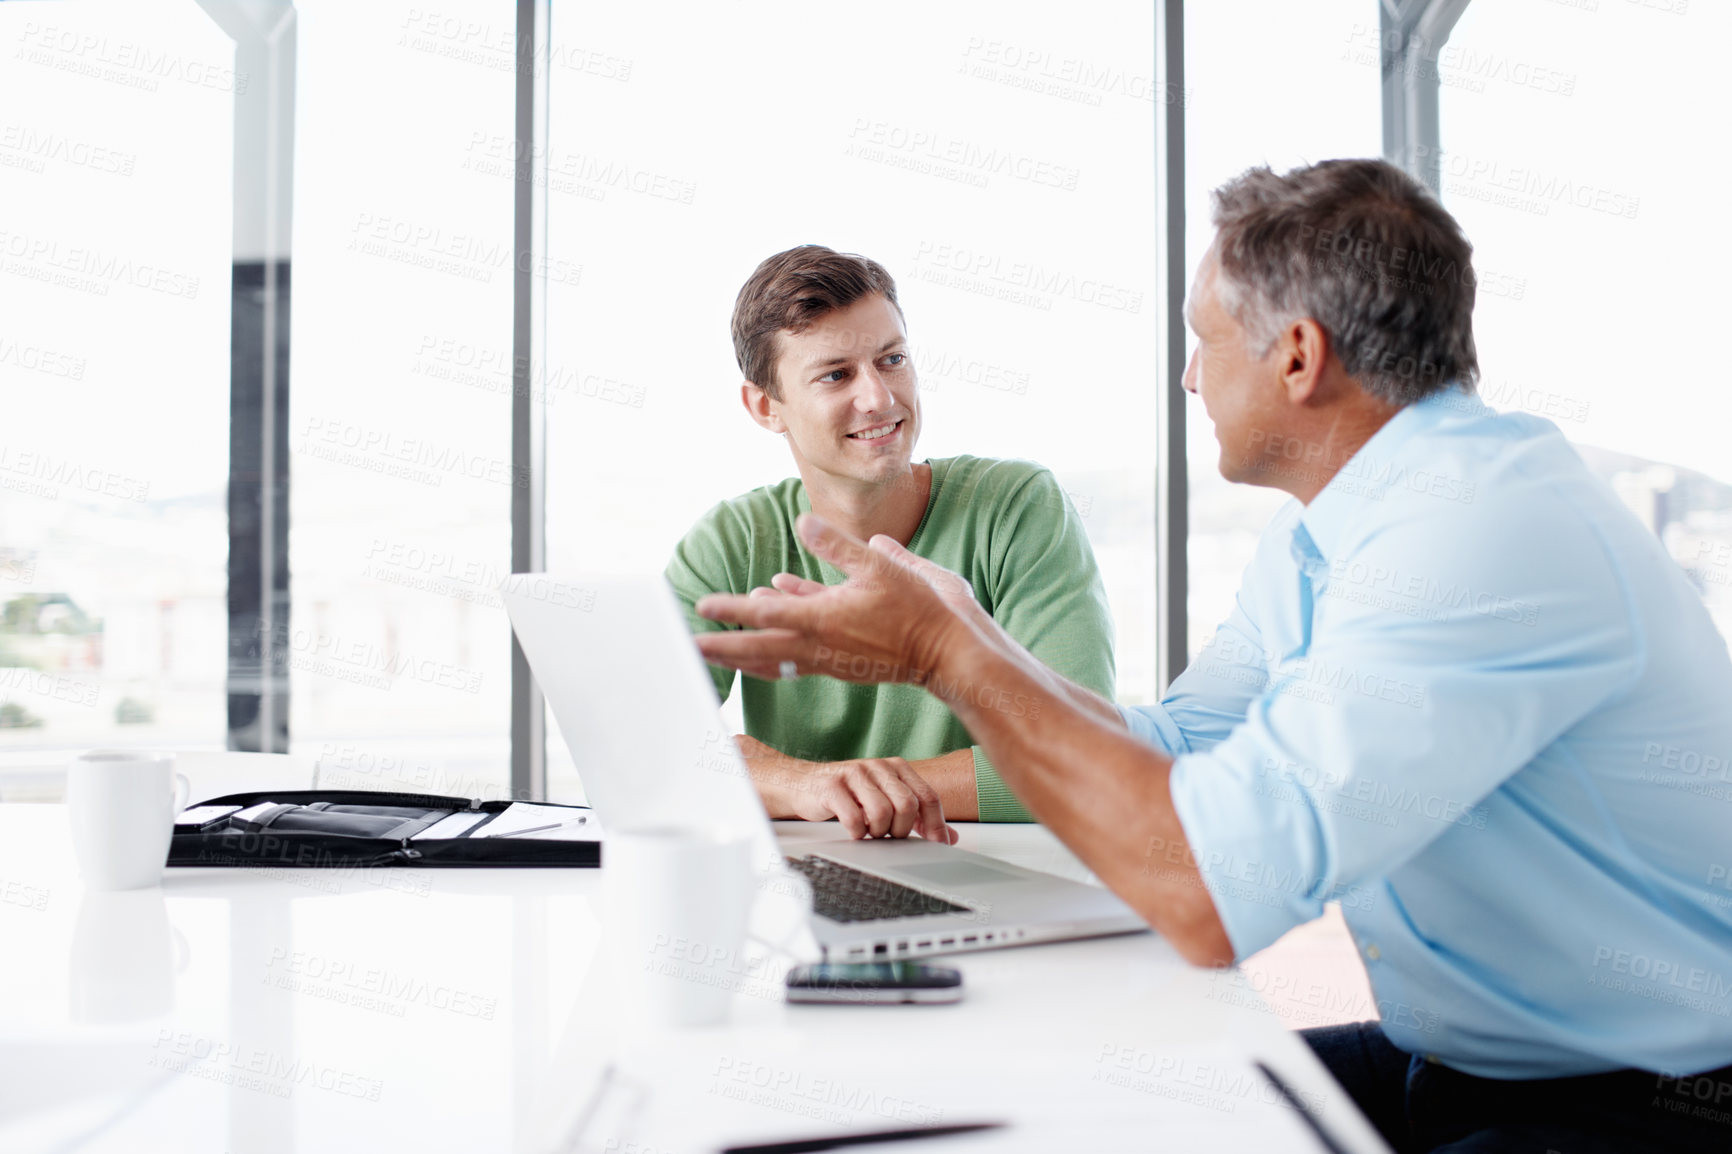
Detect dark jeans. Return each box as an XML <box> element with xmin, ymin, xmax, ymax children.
<box><xmin>1300</xmin><ymin>1022</ymin><xmax>1732</xmax><ymax>1153</ymax></box>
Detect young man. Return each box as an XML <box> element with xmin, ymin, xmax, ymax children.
<box><xmin>666</xmin><ymin>245</ymin><xmax>1114</xmax><ymax>840</ymax></box>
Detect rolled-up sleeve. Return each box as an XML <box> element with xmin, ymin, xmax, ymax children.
<box><xmin>1120</xmin><ymin>702</ymin><xmax>1188</xmax><ymax>754</ymax></box>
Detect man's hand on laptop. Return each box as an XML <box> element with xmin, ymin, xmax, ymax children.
<box><xmin>734</xmin><ymin>734</ymin><xmax>959</xmax><ymax>844</ymax></box>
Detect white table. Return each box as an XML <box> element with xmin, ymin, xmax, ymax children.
<box><xmin>0</xmin><ymin>806</ymin><xmax>1389</xmax><ymax>1153</ymax></box>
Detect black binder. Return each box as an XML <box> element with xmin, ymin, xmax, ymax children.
<box><xmin>167</xmin><ymin>790</ymin><xmax>601</xmax><ymax>869</ymax></box>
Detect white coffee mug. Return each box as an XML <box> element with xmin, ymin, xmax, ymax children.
<box><xmin>66</xmin><ymin>750</ymin><xmax>189</xmax><ymax>891</ymax></box>
<box><xmin>603</xmin><ymin>826</ymin><xmax>754</xmax><ymax>1028</ymax></box>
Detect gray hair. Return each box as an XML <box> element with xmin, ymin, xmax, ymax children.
<box><xmin>1209</xmin><ymin>159</ymin><xmax>1479</xmax><ymax>405</ymax></box>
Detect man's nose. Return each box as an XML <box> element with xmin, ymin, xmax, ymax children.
<box><xmin>1182</xmin><ymin>349</ymin><xmax>1200</xmax><ymax>395</ymax></box>
<box><xmin>855</xmin><ymin>366</ymin><xmax>895</xmax><ymax>411</ymax></box>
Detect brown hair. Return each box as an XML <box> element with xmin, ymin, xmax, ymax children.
<box><xmin>1210</xmin><ymin>159</ymin><xmax>1479</xmax><ymax>405</ymax></box>
<box><xmin>731</xmin><ymin>245</ymin><xmax>901</xmax><ymax>400</ymax></box>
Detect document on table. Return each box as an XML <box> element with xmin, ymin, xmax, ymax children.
<box><xmin>467</xmin><ymin>802</ymin><xmax>601</xmax><ymax>840</ymax></box>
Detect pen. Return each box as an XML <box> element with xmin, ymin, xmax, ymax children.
<box><xmin>491</xmin><ymin>814</ymin><xmax>588</xmax><ymax>838</ymax></box>
<box><xmin>719</xmin><ymin>1121</ymin><xmax>1004</xmax><ymax>1154</ymax></box>
<box><xmin>1254</xmin><ymin>1060</ymin><xmax>1350</xmax><ymax>1154</ymax></box>
<box><xmin>554</xmin><ymin>1062</ymin><xmax>616</xmax><ymax>1153</ymax></box>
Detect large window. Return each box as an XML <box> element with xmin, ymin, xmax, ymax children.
<box><xmin>11</xmin><ymin>0</ymin><xmax>1720</xmax><ymax>805</ymax></box>
<box><xmin>0</xmin><ymin>1</ymin><xmax>232</xmax><ymax>753</ymax></box>
<box><xmin>1182</xmin><ymin>1</ymin><xmax>1381</xmax><ymax>657</ymax></box>
<box><xmin>1440</xmin><ymin>0</ymin><xmax>1732</xmax><ymax>644</ymax></box>
<box><xmin>1</xmin><ymin>1</ymin><xmax>520</xmax><ymax>800</ymax></box>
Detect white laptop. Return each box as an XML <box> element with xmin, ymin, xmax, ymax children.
<box><xmin>500</xmin><ymin>573</ymin><xmax>1147</xmax><ymax>962</ymax></box>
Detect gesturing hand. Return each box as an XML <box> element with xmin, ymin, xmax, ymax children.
<box><xmin>695</xmin><ymin>514</ymin><xmax>971</xmax><ymax>687</ymax></box>
<box><xmin>734</xmin><ymin>734</ymin><xmax>958</xmax><ymax>843</ymax></box>
<box><xmin>761</xmin><ymin>540</ymin><xmax>991</xmax><ymax>629</ymax></box>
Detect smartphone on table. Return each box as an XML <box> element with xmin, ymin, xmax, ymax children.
<box><xmin>784</xmin><ymin>962</ymin><xmax>963</xmax><ymax>1005</ymax></box>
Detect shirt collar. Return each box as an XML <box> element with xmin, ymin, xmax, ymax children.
<box><xmin>1296</xmin><ymin>386</ymin><xmax>1481</xmax><ymax>562</ymax></box>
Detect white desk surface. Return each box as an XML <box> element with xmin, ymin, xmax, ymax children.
<box><xmin>0</xmin><ymin>806</ymin><xmax>1390</xmax><ymax>1154</ymax></box>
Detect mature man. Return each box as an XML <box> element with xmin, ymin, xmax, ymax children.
<box><xmin>693</xmin><ymin>162</ymin><xmax>1732</xmax><ymax>1152</ymax></box>
<box><xmin>667</xmin><ymin>245</ymin><xmax>1114</xmax><ymax>842</ymax></box>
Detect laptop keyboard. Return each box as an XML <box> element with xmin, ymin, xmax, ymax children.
<box><xmin>785</xmin><ymin>854</ymin><xmax>972</xmax><ymax>924</ymax></box>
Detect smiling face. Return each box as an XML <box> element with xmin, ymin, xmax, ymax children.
<box><xmin>1183</xmin><ymin>252</ymin><xmax>1285</xmax><ymax>486</ymax></box>
<box><xmin>749</xmin><ymin>292</ymin><xmax>921</xmax><ymax>491</ymax></box>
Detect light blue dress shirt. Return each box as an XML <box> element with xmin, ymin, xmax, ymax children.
<box><xmin>1124</xmin><ymin>389</ymin><xmax>1732</xmax><ymax>1079</ymax></box>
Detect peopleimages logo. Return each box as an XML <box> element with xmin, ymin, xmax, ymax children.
<box><xmin>150</xmin><ymin>1030</ymin><xmax>382</xmax><ymax>1101</ymax></box>
<box><xmin>0</xmin><ymin>228</ymin><xmax>200</xmax><ymax>301</ymax></box>
<box><xmin>0</xmin><ymin>124</ymin><xmax>136</xmax><ymax>176</ymax></box>
<box><xmin>0</xmin><ymin>446</ymin><xmax>149</xmax><ymax>503</ymax></box>
<box><xmin>1325</xmin><ymin>558</ymin><xmax>1539</xmax><ymax>627</ymax></box>
<box><xmin>846</xmin><ymin>118</ymin><xmax>1081</xmax><ymax>191</ymax></box>
<box><xmin>957</xmin><ymin>38</ymin><xmax>1180</xmax><ymax>106</ymax></box>
<box><xmin>1202</xmin><ymin>631</ymin><xmax>1428</xmax><ymax>710</ymax></box>
<box><xmin>253</xmin><ymin>619</ymin><xmax>485</xmax><ymax>695</ymax></box>
<box><xmin>299</xmin><ymin>416</ymin><xmax>529</xmax><ymax>490</ymax></box>
<box><xmin>1590</xmin><ymin>946</ymin><xmax>1732</xmax><ymax>1001</ymax></box>
<box><xmin>710</xmin><ymin>1057</ymin><xmax>944</xmax><ymax>1127</ymax></box>
<box><xmin>1336</xmin><ymin>452</ymin><xmax>1476</xmax><ymax>504</ymax></box>
<box><xmin>264</xmin><ymin>948</ymin><xmax>498</xmax><ymax>1020</ymax></box>
<box><xmin>1642</xmin><ymin>742</ymin><xmax>1731</xmax><ymax>781</ymax></box>
<box><xmin>13</xmin><ymin>21</ymin><xmax>248</xmax><ymax>94</ymax></box>
<box><xmin>0</xmin><ymin>335</ymin><xmax>86</xmax><ymax>380</ymax></box>
<box><xmin>910</xmin><ymin>241</ymin><xmax>1143</xmax><ymax>314</ymax></box>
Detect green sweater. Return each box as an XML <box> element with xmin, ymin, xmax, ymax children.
<box><xmin>665</xmin><ymin>455</ymin><xmax>1116</xmax><ymax>822</ymax></box>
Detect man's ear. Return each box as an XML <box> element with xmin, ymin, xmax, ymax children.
<box><xmin>741</xmin><ymin>381</ymin><xmax>785</xmax><ymax>434</ymax></box>
<box><xmin>1277</xmin><ymin>317</ymin><xmax>1330</xmax><ymax>404</ymax></box>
